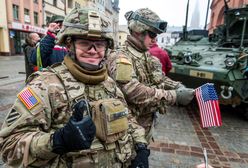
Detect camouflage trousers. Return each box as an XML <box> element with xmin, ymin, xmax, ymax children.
<box><xmin>137</xmin><ymin>113</ymin><xmax>156</xmax><ymax>143</ymax></box>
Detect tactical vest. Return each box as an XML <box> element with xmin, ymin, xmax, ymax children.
<box><xmin>49</xmin><ymin>63</ymin><xmax>133</xmax><ymax>166</ymax></box>
<box><xmin>123</xmin><ymin>45</ymin><xmax>164</xmax><ymax>87</ymax></box>
<box><xmin>118</xmin><ymin>44</ymin><xmax>176</xmax><ymax>142</ymax></box>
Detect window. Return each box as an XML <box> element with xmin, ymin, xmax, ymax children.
<box><xmin>53</xmin><ymin>0</ymin><xmax>57</xmax><ymax>6</ymax></box>
<box><xmin>34</xmin><ymin>12</ymin><xmax>38</xmax><ymax>25</ymax></box>
<box><xmin>13</xmin><ymin>5</ymin><xmax>19</xmax><ymax>20</ymax></box>
<box><xmin>119</xmin><ymin>35</ymin><xmax>121</xmax><ymax>39</ymax></box>
<box><xmin>24</xmin><ymin>8</ymin><xmax>30</xmax><ymax>23</ymax></box>
<box><xmin>46</xmin><ymin>16</ymin><xmax>51</xmax><ymax>25</ymax></box>
<box><xmin>33</xmin><ymin>0</ymin><xmax>38</xmax><ymax>4</ymax></box>
<box><xmin>68</xmin><ymin>0</ymin><xmax>73</xmax><ymax>8</ymax></box>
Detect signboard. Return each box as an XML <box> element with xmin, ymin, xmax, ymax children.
<box><xmin>24</xmin><ymin>15</ymin><xmax>30</xmax><ymax>23</ymax></box>
<box><xmin>11</xmin><ymin>22</ymin><xmax>46</xmax><ymax>34</ymax></box>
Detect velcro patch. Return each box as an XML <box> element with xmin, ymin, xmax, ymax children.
<box><xmin>6</xmin><ymin>109</ymin><xmax>21</xmax><ymax>126</ymax></box>
<box><xmin>18</xmin><ymin>87</ymin><xmax>41</xmax><ymax>110</ymax></box>
<box><xmin>116</xmin><ymin>57</ymin><xmax>131</xmax><ymax>65</ymax></box>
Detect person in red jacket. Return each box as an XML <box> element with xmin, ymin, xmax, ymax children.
<box><xmin>149</xmin><ymin>42</ymin><xmax>172</xmax><ymax>75</ymax></box>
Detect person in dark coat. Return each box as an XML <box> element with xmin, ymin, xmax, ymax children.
<box><xmin>149</xmin><ymin>42</ymin><xmax>172</xmax><ymax>75</ymax></box>
<box><xmin>30</xmin><ymin>15</ymin><xmax>68</xmax><ymax>69</ymax></box>
<box><xmin>22</xmin><ymin>32</ymin><xmax>40</xmax><ymax>80</ymax></box>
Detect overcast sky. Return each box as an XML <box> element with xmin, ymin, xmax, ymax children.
<box><xmin>119</xmin><ymin>0</ymin><xmax>212</xmax><ymax>28</ymax></box>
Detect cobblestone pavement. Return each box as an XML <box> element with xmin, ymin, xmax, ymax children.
<box><xmin>149</xmin><ymin>105</ymin><xmax>248</xmax><ymax>168</ymax></box>
<box><xmin>0</xmin><ymin>56</ymin><xmax>248</xmax><ymax>168</ymax></box>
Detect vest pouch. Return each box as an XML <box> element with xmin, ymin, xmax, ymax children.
<box><xmin>92</xmin><ymin>99</ymin><xmax>129</xmax><ymax>143</ymax></box>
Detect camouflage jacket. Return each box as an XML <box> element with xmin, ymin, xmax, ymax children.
<box><xmin>0</xmin><ymin>63</ymin><xmax>147</xmax><ymax>168</ymax></box>
<box><xmin>107</xmin><ymin>41</ymin><xmax>180</xmax><ymax>140</ymax></box>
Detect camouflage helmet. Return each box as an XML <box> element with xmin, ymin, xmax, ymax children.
<box><xmin>125</xmin><ymin>8</ymin><xmax>167</xmax><ymax>34</ymax></box>
<box><xmin>57</xmin><ymin>8</ymin><xmax>114</xmax><ymax>49</ymax></box>
<box><xmin>47</xmin><ymin>15</ymin><xmax>64</xmax><ymax>25</ymax></box>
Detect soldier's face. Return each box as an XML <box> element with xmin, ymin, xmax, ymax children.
<box><xmin>144</xmin><ymin>31</ymin><xmax>157</xmax><ymax>49</ymax></box>
<box><xmin>74</xmin><ymin>39</ymin><xmax>107</xmax><ymax>65</ymax></box>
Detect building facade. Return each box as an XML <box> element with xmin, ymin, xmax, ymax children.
<box><xmin>3</xmin><ymin>0</ymin><xmax>45</xmax><ymax>55</ymax></box>
<box><xmin>209</xmin><ymin>0</ymin><xmax>248</xmax><ymax>34</ymax></box>
<box><xmin>0</xmin><ymin>0</ymin><xmax>9</xmax><ymax>55</ymax></box>
<box><xmin>43</xmin><ymin>0</ymin><xmax>67</xmax><ymax>27</ymax></box>
<box><xmin>0</xmin><ymin>0</ymin><xmax>119</xmax><ymax>56</ymax></box>
<box><xmin>117</xmin><ymin>25</ymin><xmax>128</xmax><ymax>47</ymax></box>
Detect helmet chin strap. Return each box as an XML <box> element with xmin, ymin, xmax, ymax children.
<box><xmin>139</xmin><ymin>32</ymin><xmax>148</xmax><ymax>50</ymax></box>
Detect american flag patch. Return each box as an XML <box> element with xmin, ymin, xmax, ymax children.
<box><xmin>18</xmin><ymin>87</ymin><xmax>40</xmax><ymax>110</ymax></box>
<box><xmin>195</xmin><ymin>83</ymin><xmax>222</xmax><ymax>128</ymax></box>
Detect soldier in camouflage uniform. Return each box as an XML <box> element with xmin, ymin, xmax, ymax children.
<box><xmin>0</xmin><ymin>8</ymin><xmax>149</xmax><ymax>168</ymax></box>
<box><xmin>107</xmin><ymin>8</ymin><xmax>195</xmax><ymax>142</ymax></box>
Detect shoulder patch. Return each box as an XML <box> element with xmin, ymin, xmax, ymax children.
<box><xmin>116</xmin><ymin>57</ymin><xmax>131</xmax><ymax>65</ymax></box>
<box><xmin>115</xmin><ymin>57</ymin><xmax>133</xmax><ymax>83</ymax></box>
<box><xmin>6</xmin><ymin>109</ymin><xmax>21</xmax><ymax>126</ymax></box>
<box><xmin>18</xmin><ymin>87</ymin><xmax>41</xmax><ymax>110</ymax></box>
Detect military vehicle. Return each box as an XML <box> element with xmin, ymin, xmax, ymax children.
<box><xmin>167</xmin><ymin>0</ymin><xmax>248</xmax><ymax>118</ymax></box>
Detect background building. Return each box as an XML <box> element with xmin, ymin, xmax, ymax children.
<box><xmin>43</xmin><ymin>0</ymin><xmax>67</xmax><ymax>27</ymax></box>
<box><xmin>5</xmin><ymin>0</ymin><xmax>45</xmax><ymax>55</ymax></box>
<box><xmin>117</xmin><ymin>25</ymin><xmax>128</xmax><ymax>47</ymax></box>
<box><xmin>209</xmin><ymin>0</ymin><xmax>248</xmax><ymax>34</ymax></box>
<box><xmin>0</xmin><ymin>0</ymin><xmax>119</xmax><ymax>56</ymax></box>
<box><xmin>0</xmin><ymin>0</ymin><xmax>9</xmax><ymax>55</ymax></box>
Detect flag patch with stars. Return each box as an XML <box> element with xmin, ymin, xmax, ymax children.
<box><xmin>18</xmin><ymin>87</ymin><xmax>40</xmax><ymax>110</ymax></box>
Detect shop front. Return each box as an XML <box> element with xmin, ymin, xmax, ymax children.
<box><xmin>9</xmin><ymin>22</ymin><xmax>46</xmax><ymax>55</ymax></box>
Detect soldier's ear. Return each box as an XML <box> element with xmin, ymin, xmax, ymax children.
<box><xmin>65</xmin><ymin>36</ymin><xmax>72</xmax><ymax>44</ymax></box>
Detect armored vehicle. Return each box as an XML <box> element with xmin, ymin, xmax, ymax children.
<box><xmin>168</xmin><ymin>1</ymin><xmax>248</xmax><ymax>118</ymax></box>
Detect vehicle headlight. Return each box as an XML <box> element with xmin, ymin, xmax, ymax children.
<box><xmin>224</xmin><ymin>57</ymin><xmax>236</xmax><ymax>68</ymax></box>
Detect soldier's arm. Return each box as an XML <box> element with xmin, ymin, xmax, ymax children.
<box><xmin>107</xmin><ymin>52</ymin><xmax>177</xmax><ymax>107</ymax></box>
<box><xmin>0</xmin><ymin>72</ymin><xmax>66</xmax><ymax>167</ymax></box>
<box><xmin>30</xmin><ymin>32</ymin><xmax>56</xmax><ymax>67</ymax></box>
<box><xmin>148</xmin><ymin>53</ymin><xmax>180</xmax><ymax>90</ymax></box>
<box><xmin>115</xmin><ymin>86</ymin><xmax>147</xmax><ymax>144</ymax></box>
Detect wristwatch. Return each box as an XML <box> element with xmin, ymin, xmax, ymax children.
<box><xmin>135</xmin><ymin>143</ymin><xmax>147</xmax><ymax>151</ymax></box>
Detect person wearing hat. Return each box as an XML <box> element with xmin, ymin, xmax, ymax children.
<box><xmin>30</xmin><ymin>14</ymin><xmax>68</xmax><ymax>70</ymax></box>
<box><xmin>107</xmin><ymin>8</ymin><xmax>195</xmax><ymax>142</ymax></box>
<box><xmin>0</xmin><ymin>8</ymin><xmax>149</xmax><ymax>168</ymax></box>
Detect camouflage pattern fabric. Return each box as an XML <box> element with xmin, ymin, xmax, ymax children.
<box><xmin>47</xmin><ymin>15</ymin><xmax>64</xmax><ymax>24</ymax></box>
<box><xmin>107</xmin><ymin>40</ymin><xmax>181</xmax><ymax>142</ymax></box>
<box><xmin>57</xmin><ymin>8</ymin><xmax>114</xmax><ymax>48</ymax></box>
<box><xmin>126</xmin><ymin>8</ymin><xmax>165</xmax><ymax>34</ymax></box>
<box><xmin>0</xmin><ymin>62</ymin><xmax>147</xmax><ymax>167</ymax></box>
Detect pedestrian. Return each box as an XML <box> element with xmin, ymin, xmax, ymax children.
<box><xmin>107</xmin><ymin>8</ymin><xmax>195</xmax><ymax>142</ymax></box>
<box><xmin>149</xmin><ymin>42</ymin><xmax>172</xmax><ymax>75</ymax></box>
<box><xmin>0</xmin><ymin>8</ymin><xmax>149</xmax><ymax>168</ymax></box>
<box><xmin>30</xmin><ymin>14</ymin><xmax>68</xmax><ymax>69</ymax></box>
<box><xmin>22</xmin><ymin>32</ymin><xmax>40</xmax><ymax>80</ymax></box>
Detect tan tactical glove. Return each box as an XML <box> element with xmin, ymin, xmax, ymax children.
<box><xmin>175</xmin><ymin>87</ymin><xmax>195</xmax><ymax>106</ymax></box>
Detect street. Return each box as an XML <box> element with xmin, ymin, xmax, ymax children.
<box><xmin>0</xmin><ymin>56</ymin><xmax>248</xmax><ymax>168</ymax></box>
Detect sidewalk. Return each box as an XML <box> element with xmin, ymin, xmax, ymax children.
<box><xmin>0</xmin><ymin>55</ymin><xmax>26</xmax><ymax>86</ymax></box>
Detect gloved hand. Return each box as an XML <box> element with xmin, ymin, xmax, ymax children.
<box><xmin>176</xmin><ymin>87</ymin><xmax>195</xmax><ymax>106</ymax></box>
<box><xmin>175</xmin><ymin>83</ymin><xmax>186</xmax><ymax>89</ymax></box>
<box><xmin>52</xmin><ymin>100</ymin><xmax>96</xmax><ymax>155</ymax></box>
<box><xmin>130</xmin><ymin>143</ymin><xmax>150</xmax><ymax>168</ymax></box>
